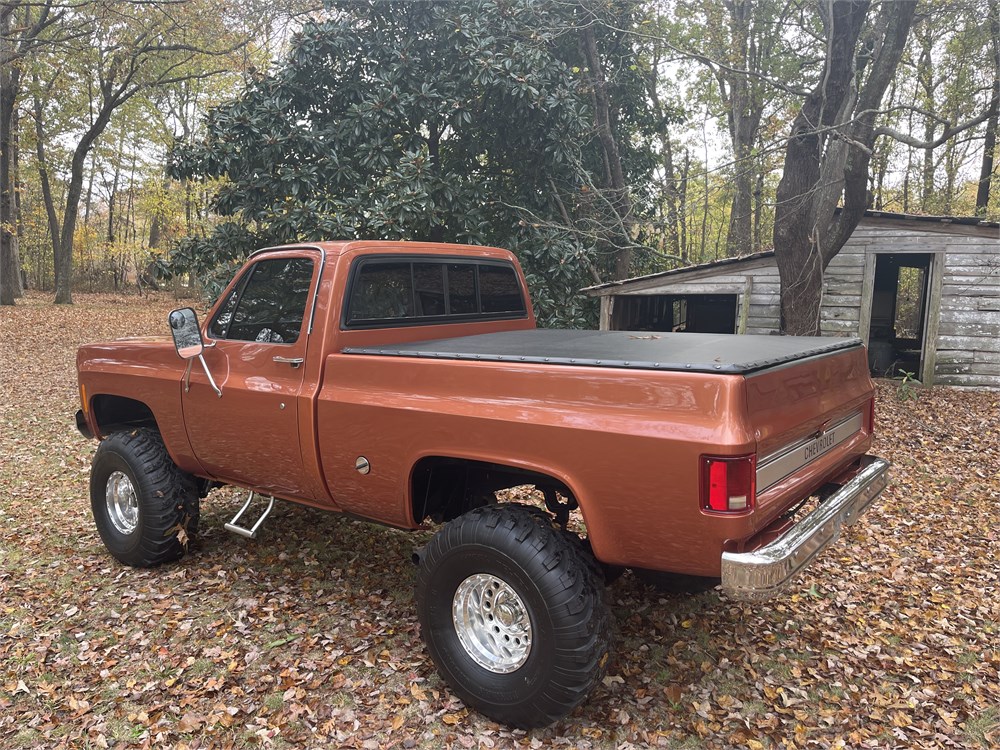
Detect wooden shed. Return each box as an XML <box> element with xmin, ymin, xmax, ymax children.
<box><xmin>583</xmin><ymin>210</ymin><xmax>1000</xmax><ymax>388</ymax></box>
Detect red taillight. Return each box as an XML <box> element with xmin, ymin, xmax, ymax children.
<box><xmin>867</xmin><ymin>396</ymin><xmax>876</xmax><ymax>434</ymax></box>
<box><xmin>701</xmin><ymin>455</ymin><xmax>756</xmax><ymax>513</ymax></box>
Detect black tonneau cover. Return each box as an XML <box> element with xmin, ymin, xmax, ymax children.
<box><xmin>342</xmin><ymin>330</ymin><xmax>861</xmax><ymax>375</ymax></box>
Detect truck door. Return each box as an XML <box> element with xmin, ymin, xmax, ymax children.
<box><xmin>182</xmin><ymin>252</ymin><xmax>319</xmax><ymax>497</ymax></box>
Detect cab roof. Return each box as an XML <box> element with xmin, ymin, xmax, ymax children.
<box><xmin>254</xmin><ymin>240</ymin><xmax>515</xmax><ymax>261</ymax></box>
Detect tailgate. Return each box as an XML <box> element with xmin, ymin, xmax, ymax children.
<box><xmin>745</xmin><ymin>344</ymin><xmax>874</xmax><ymax>527</ymax></box>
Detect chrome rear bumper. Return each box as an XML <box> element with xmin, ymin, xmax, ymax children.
<box><xmin>721</xmin><ymin>455</ymin><xmax>889</xmax><ymax>602</ymax></box>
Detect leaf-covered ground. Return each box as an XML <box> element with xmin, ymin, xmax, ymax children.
<box><xmin>1</xmin><ymin>291</ymin><xmax>998</xmax><ymax>750</ymax></box>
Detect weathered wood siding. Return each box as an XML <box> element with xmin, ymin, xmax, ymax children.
<box><xmin>743</xmin><ymin>265</ymin><xmax>781</xmax><ymax>335</ymax></box>
<box><xmin>597</xmin><ymin>219</ymin><xmax>1000</xmax><ymax>388</ymax></box>
<box><xmin>934</xmin><ymin>236</ymin><xmax>1000</xmax><ymax>388</ymax></box>
<box><xmin>820</xmin><ymin>237</ymin><xmax>866</xmax><ymax>337</ymax></box>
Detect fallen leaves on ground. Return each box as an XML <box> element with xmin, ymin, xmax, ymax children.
<box><xmin>1</xmin><ymin>291</ymin><xmax>998</xmax><ymax>749</ymax></box>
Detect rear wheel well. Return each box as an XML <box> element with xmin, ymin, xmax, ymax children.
<box><xmin>91</xmin><ymin>395</ymin><xmax>159</xmax><ymax>436</ymax></box>
<box><xmin>411</xmin><ymin>457</ymin><xmax>576</xmax><ymax>526</ymax></box>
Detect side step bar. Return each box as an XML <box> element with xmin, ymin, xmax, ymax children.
<box><xmin>224</xmin><ymin>491</ymin><xmax>275</xmax><ymax>539</ymax></box>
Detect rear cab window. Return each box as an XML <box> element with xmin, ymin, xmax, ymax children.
<box><xmin>344</xmin><ymin>257</ymin><xmax>527</xmax><ymax>329</ymax></box>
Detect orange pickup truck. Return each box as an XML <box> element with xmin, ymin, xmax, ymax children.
<box><xmin>76</xmin><ymin>241</ymin><xmax>888</xmax><ymax>727</ymax></box>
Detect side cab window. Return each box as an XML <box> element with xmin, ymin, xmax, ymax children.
<box><xmin>209</xmin><ymin>257</ymin><xmax>315</xmax><ymax>344</ymax></box>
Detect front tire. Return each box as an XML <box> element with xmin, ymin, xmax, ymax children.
<box><xmin>90</xmin><ymin>429</ymin><xmax>199</xmax><ymax>567</ymax></box>
<box><xmin>415</xmin><ymin>504</ymin><xmax>611</xmax><ymax>728</ymax></box>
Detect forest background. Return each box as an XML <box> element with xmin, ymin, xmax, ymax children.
<box><xmin>1</xmin><ymin>0</ymin><xmax>998</xmax><ymax>330</ymax></box>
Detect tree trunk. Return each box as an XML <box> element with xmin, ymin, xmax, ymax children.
<box><xmin>679</xmin><ymin>149</ymin><xmax>689</xmax><ymax>262</ymax></box>
<box><xmin>774</xmin><ymin>0</ymin><xmax>917</xmax><ymax>335</ymax></box>
<box><xmin>699</xmin><ymin>0</ymin><xmax>773</xmax><ymax>258</ymax></box>
<box><xmin>33</xmin><ymin>92</ymin><xmax>62</xmax><ymax>276</ymax></box>
<box><xmin>107</xmin><ymin>183</ymin><xmax>117</xmax><ymax>246</ymax></box>
<box><xmin>727</xmin><ymin>159</ymin><xmax>754</xmax><ymax>257</ymax></box>
<box><xmin>872</xmin><ymin>79</ymin><xmax>896</xmax><ymax>211</ymax></box>
<box><xmin>977</xmin><ymin>96</ymin><xmax>999</xmax><ymax>215</ymax></box>
<box><xmin>977</xmin><ymin>0</ymin><xmax>1000</xmax><ymax>214</ymax></box>
<box><xmin>126</xmin><ymin>140</ymin><xmax>139</xmax><ymax>247</ymax></box>
<box><xmin>916</xmin><ymin>24</ymin><xmax>936</xmax><ymax>211</ymax></box>
<box><xmin>0</xmin><ymin>20</ymin><xmax>21</xmax><ymax>307</ymax></box>
<box><xmin>83</xmin><ymin>149</ymin><xmax>95</xmax><ymax>228</ymax></box>
<box><xmin>903</xmin><ymin>106</ymin><xmax>914</xmax><ymax>213</ymax></box>
<box><xmin>943</xmin><ymin>131</ymin><xmax>958</xmax><ymax>215</ymax></box>
<box><xmin>55</xmin><ymin>149</ymin><xmax>89</xmax><ymax>304</ymax></box>
<box><xmin>184</xmin><ymin>179</ymin><xmax>193</xmax><ymax>229</ymax></box>
<box><xmin>721</xmin><ymin>0</ymin><xmax>761</xmax><ymax>258</ymax></box>
<box><xmin>107</xmin><ymin>124</ymin><xmax>127</xmax><ymax>246</ymax></box>
<box><xmin>702</xmin><ymin>123</ymin><xmax>710</xmax><ymax>260</ymax></box>
<box><xmin>54</xmin><ymin>91</ymin><xmax>118</xmax><ymax>304</ymax></box>
<box><xmin>55</xmin><ymin>141</ymin><xmax>98</xmax><ymax>303</ymax></box>
<box><xmin>776</xmin><ymin>238</ymin><xmax>826</xmax><ymax>336</ymax></box>
<box><xmin>9</xmin><ymin>105</ymin><xmax>24</xmax><ymax>297</ymax></box>
<box><xmin>645</xmin><ymin>49</ymin><xmax>680</xmax><ymax>258</ymax></box>
<box><xmin>660</xmin><ymin>131</ymin><xmax>679</xmax><ymax>257</ymax></box>
<box><xmin>148</xmin><ymin>179</ymin><xmax>165</xmax><ymax>250</ymax></box>
<box><xmin>753</xmin><ymin>170</ymin><xmax>763</xmax><ymax>252</ymax></box>
<box><xmin>774</xmin><ymin>0</ymin><xmax>865</xmax><ymax>334</ymax></box>
<box><xmin>580</xmin><ymin>25</ymin><xmax>634</xmax><ymax>279</ymax></box>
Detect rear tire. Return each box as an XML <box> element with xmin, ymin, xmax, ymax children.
<box><xmin>90</xmin><ymin>429</ymin><xmax>199</xmax><ymax>567</ymax></box>
<box><xmin>415</xmin><ymin>504</ymin><xmax>611</xmax><ymax>728</ymax></box>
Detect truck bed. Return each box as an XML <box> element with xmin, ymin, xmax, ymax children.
<box><xmin>342</xmin><ymin>330</ymin><xmax>861</xmax><ymax>375</ymax></box>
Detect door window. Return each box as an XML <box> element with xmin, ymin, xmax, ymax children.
<box><xmin>209</xmin><ymin>257</ymin><xmax>315</xmax><ymax>344</ymax></box>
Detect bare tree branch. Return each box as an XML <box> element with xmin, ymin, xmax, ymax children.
<box><xmin>875</xmin><ymin>108</ymin><xmax>994</xmax><ymax>149</ymax></box>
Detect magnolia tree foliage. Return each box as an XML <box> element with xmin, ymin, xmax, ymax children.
<box><xmin>166</xmin><ymin>0</ymin><xmax>651</xmax><ymax>326</ymax></box>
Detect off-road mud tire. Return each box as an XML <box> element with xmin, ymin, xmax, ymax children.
<box><xmin>415</xmin><ymin>503</ymin><xmax>612</xmax><ymax>728</ymax></box>
<box><xmin>90</xmin><ymin>429</ymin><xmax>199</xmax><ymax>567</ymax></box>
<box><xmin>560</xmin><ymin>530</ymin><xmax>624</xmax><ymax>585</ymax></box>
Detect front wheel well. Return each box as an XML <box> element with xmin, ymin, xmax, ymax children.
<box><xmin>91</xmin><ymin>394</ymin><xmax>159</xmax><ymax>436</ymax></box>
<box><xmin>411</xmin><ymin>456</ymin><xmax>576</xmax><ymax>526</ymax></box>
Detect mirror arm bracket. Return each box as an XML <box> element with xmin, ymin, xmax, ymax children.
<box><xmin>170</xmin><ymin>307</ymin><xmax>221</xmax><ymax>398</ymax></box>
<box><xmin>198</xmin><ymin>354</ymin><xmax>223</xmax><ymax>398</ymax></box>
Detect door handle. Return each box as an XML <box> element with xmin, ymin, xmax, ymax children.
<box><xmin>273</xmin><ymin>356</ymin><xmax>304</xmax><ymax>368</ymax></box>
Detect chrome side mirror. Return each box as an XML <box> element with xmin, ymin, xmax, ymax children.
<box><xmin>168</xmin><ymin>307</ymin><xmax>205</xmax><ymax>359</ymax></box>
<box><xmin>168</xmin><ymin>307</ymin><xmax>222</xmax><ymax>398</ymax></box>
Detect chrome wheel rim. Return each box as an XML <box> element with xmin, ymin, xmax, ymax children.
<box><xmin>452</xmin><ymin>573</ymin><xmax>531</xmax><ymax>673</ymax></box>
<box><xmin>106</xmin><ymin>470</ymin><xmax>139</xmax><ymax>535</ymax></box>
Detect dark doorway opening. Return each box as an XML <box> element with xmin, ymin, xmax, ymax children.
<box><xmin>867</xmin><ymin>254</ymin><xmax>932</xmax><ymax>377</ymax></box>
<box><xmin>612</xmin><ymin>294</ymin><xmax>738</xmax><ymax>333</ymax></box>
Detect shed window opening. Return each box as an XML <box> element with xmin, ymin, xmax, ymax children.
<box><xmin>611</xmin><ymin>294</ymin><xmax>737</xmax><ymax>334</ymax></box>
